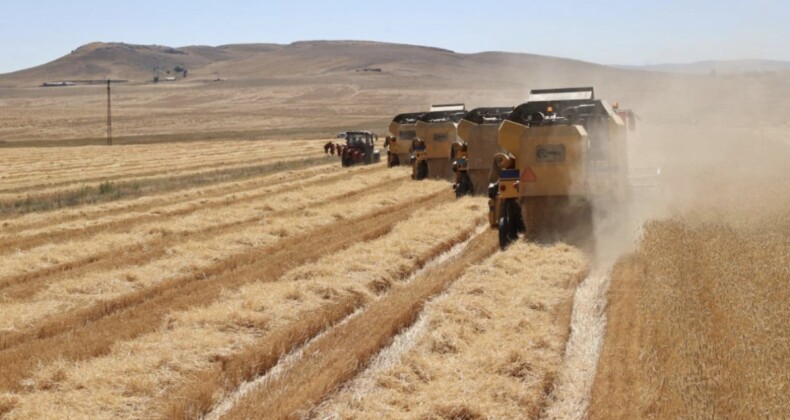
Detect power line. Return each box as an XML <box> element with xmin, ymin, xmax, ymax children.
<box><xmin>106</xmin><ymin>79</ymin><xmax>112</xmax><ymax>146</ymax></box>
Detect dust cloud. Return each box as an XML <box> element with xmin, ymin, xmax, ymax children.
<box><xmin>542</xmin><ymin>69</ymin><xmax>790</xmax><ymax>418</ymax></box>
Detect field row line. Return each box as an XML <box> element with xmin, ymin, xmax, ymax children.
<box><xmin>2</xmin><ymin>194</ymin><xmax>484</xmax><ymax>419</ymax></box>
<box><xmin>0</xmin><ymin>161</ymin><xmax>345</xmax><ymax>236</ymax></box>
<box><xmin>0</xmin><ymin>163</ymin><xmax>377</xmax><ymax>254</ymax></box>
<box><xmin>0</xmin><ymin>139</ymin><xmax>316</xmax><ymax>174</ymax></box>
<box><xmin>0</xmin><ymin>166</ymin><xmax>397</xmax><ymax>325</ymax></box>
<box><xmin>0</xmin><ymin>155</ymin><xmax>335</xmax><ymax>216</ymax></box>
<box><xmin>0</xmin><ymin>145</ymin><xmax>323</xmax><ymax>193</ymax></box>
<box><xmin>0</xmin><ymin>190</ymin><xmax>451</xmax><ymax>393</ymax></box>
<box><xmin>219</xmin><ymin>229</ymin><xmax>498</xmax><ymax>419</ymax></box>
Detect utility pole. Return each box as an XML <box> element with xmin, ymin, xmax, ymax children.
<box><xmin>106</xmin><ymin>79</ymin><xmax>112</xmax><ymax>146</ymax></box>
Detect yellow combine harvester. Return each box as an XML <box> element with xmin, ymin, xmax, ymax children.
<box><xmin>489</xmin><ymin>87</ymin><xmax>634</xmax><ymax>248</ymax></box>
<box><xmin>410</xmin><ymin>104</ymin><xmax>466</xmax><ymax>181</ymax></box>
<box><xmin>453</xmin><ymin>107</ymin><xmax>513</xmax><ymax>196</ymax></box>
<box><xmin>386</xmin><ymin>112</ymin><xmax>424</xmax><ymax>167</ymax></box>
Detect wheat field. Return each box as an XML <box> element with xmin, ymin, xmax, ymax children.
<box><xmin>0</xmin><ymin>138</ymin><xmax>593</xmax><ymax>419</ymax></box>
<box><xmin>1</xmin><ymin>130</ymin><xmax>788</xmax><ymax>419</ymax></box>
<box><xmin>588</xmin><ymin>142</ymin><xmax>790</xmax><ymax>419</ymax></box>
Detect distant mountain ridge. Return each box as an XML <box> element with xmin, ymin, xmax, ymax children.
<box><xmin>0</xmin><ymin>40</ymin><xmax>628</xmax><ymax>87</ymax></box>
<box><xmin>6</xmin><ymin>40</ymin><xmax>783</xmax><ymax>90</ymax></box>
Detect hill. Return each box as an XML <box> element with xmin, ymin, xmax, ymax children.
<box><xmin>0</xmin><ymin>40</ymin><xmax>788</xmax><ymax>147</ymax></box>
<box><xmin>0</xmin><ymin>40</ymin><xmax>643</xmax><ymax>87</ymax></box>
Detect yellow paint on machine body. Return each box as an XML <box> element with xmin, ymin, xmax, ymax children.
<box><xmin>457</xmin><ymin>116</ymin><xmax>506</xmax><ymax>171</ymax></box>
<box><xmin>387</xmin><ymin>120</ymin><xmax>416</xmax><ymax>155</ymax></box>
<box><xmin>411</xmin><ymin>107</ymin><xmax>466</xmax><ymax>181</ymax></box>
<box><xmin>388</xmin><ymin>112</ymin><xmax>425</xmax><ymax>166</ymax></box>
<box><xmin>455</xmin><ymin>107</ymin><xmax>514</xmax><ymax>196</ymax></box>
<box><xmin>415</xmin><ymin>120</ymin><xmax>456</xmax><ymax>160</ymax></box>
<box><xmin>497</xmin><ymin>95</ymin><xmax>628</xmax><ymax>201</ymax></box>
<box><xmin>492</xmin><ymin>87</ymin><xmax>631</xmax><ymax>245</ymax></box>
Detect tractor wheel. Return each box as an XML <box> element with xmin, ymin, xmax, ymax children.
<box><xmin>498</xmin><ymin>198</ymin><xmax>523</xmax><ymax>249</ymax></box>
<box><xmin>415</xmin><ymin>161</ymin><xmax>428</xmax><ymax>180</ymax></box>
<box><xmin>455</xmin><ymin>172</ymin><xmax>473</xmax><ymax>198</ymax></box>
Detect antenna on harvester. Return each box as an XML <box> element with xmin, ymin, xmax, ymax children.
<box><xmin>106</xmin><ymin>79</ymin><xmax>112</xmax><ymax>146</ymax></box>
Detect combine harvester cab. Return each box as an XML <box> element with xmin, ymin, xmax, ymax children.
<box><xmin>490</xmin><ymin>87</ymin><xmax>631</xmax><ymax>248</ymax></box>
<box><xmin>338</xmin><ymin>131</ymin><xmax>381</xmax><ymax>167</ymax></box>
<box><xmin>411</xmin><ymin>104</ymin><xmax>466</xmax><ymax>181</ymax></box>
<box><xmin>454</xmin><ymin>107</ymin><xmax>514</xmax><ymax>197</ymax></box>
<box><xmin>387</xmin><ymin>112</ymin><xmax>424</xmax><ymax>167</ymax></box>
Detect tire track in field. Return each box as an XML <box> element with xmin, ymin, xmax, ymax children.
<box><xmin>0</xmin><ymin>192</ymin><xmax>451</xmax><ymax>393</ymax></box>
<box><xmin>0</xmin><ymin>164</ymin><xmax>381</xmax><ymax>253</ymax></box>
<box><xmin>166</xmin><ymin>224</ymin><xmax>486</xmax><ymax>420</ymax></box>
<box><xmin>218</xmin><ymin>230</ymin><xmax>499</xmax><ymax>420</ymax></box>
<box><xmin>542</xmin><ymin>271</ymin><xmax>611</xmax><ymax>420</ymax></box>
<box><xmin>0</xmin><ymin>169</ymin><xmax>393</xmax><ymax>311</ymax></box>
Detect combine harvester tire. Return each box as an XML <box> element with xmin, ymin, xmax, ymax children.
<box><xmin>455</xmin><ymin>172</ymin><xmax>473</xmax><ymax>198</ymax></box>
<box><xmin>498</xmin><ymin>198</ymin><xmax>523</xmax><ymax>248</ymax></box>
<box><xmin>415</xmin><ymin>161</ymin><xmax>428</xmax><ymax>180</ymax></box>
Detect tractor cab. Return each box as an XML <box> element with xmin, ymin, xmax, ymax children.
<box><xmin>339</xmin><ymin>131</ymin><xmax>381</xmax><ymax>167</ymax></box>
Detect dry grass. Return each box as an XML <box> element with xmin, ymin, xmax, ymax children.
<box><xmin>0</xmin><ymin>139</ymin><xmax>319</xmax><ymax>191</ymax></box>
<box><xmin>222</xmin><ymin>226</ymin><xmax>498</xmax><ymax>420</ymax></box>
<box><xmin>542</xmin><ymin>271</ymin><xmax>610</xmax><ymax>419</ymax></box>
<box><xmin>0</xmin><ymin>162</ymin><xmax>365</xmax><ymax>255</ymax></box>
<box><xmin>589</xmin><ymin>221</ymin><xmax>790</xmax><ymax>418</ymax></box>
<box><xmin>0</xmin><ymin>164</ymin><xmax>391</xmax><ymax>283</ymax></box>
<box><xmin>0</xmin><ymin>160</ymin><xmax>347</xmax><ymax>238</ymax></box>
<box><xmin>588</xmin><ymin>134</ymin><xmax>790</xmax><ymax>419</ymax></box>
<box><xmin>0</xmin><ymin>176</ymin><xmax>449</xmax><ymax>393</ymax></box>
<box><xmin>161</xmin><ymin>199</ymin><xmax>486</xmax><ymax>419</ymax></box>
<box><xmin>0</xmin><ymin>153</ymin><xmax>333</xmax><ymax>215</ymax></box>
<box><xmin>0</xmin><ymin>196</ymin><xmax>485</xmax><ymax>419</ymax></box>
<box><xmin>307</xmin><ymin>240</ymin><xmax>588</xmax><ymax>419</ymax></box>
<box><xmin>0</xmin><ymin>170</ymin><xmax>400</xmax><ymax>335</ymax></box>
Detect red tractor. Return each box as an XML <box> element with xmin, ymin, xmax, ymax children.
<box><xmin>338</xmin><ymin>131</ymin><xmax>381</xmax><ymax>167</ymax></box>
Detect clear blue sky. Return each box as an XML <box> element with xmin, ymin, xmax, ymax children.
<box><xmin>0</xmin><ymin>0</ymin><xmax>787</xmax><ymax>73</ymax></box>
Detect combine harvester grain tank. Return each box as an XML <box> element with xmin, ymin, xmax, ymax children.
<box><xmin>488</xmin><ymin>87</ymin><xmax>640</xmax><ymax>248</ymax></box>
<box><xmin>386</xmin><ymin>112</ymin><xmax>425</xmax><ymax>167</ymax></box>
<box><xmin>410</xmin><ymin>103</ymin><xmax>466</xmax><ymax>181</ymax></box>
<box><xmin>453</xmin><ymin>107</ymin><xmax>514</xmax><ymax>197</ymax></box>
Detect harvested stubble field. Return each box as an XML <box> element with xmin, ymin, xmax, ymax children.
<box><xmin>2</xmin><ymin>135</ymin><xmax>787</xmax><ymax>419</ymax></box>
<box><xmin>0</xmin><ymin>138</ymin><xmax>599</xmax><ymax>419</ymax></box>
